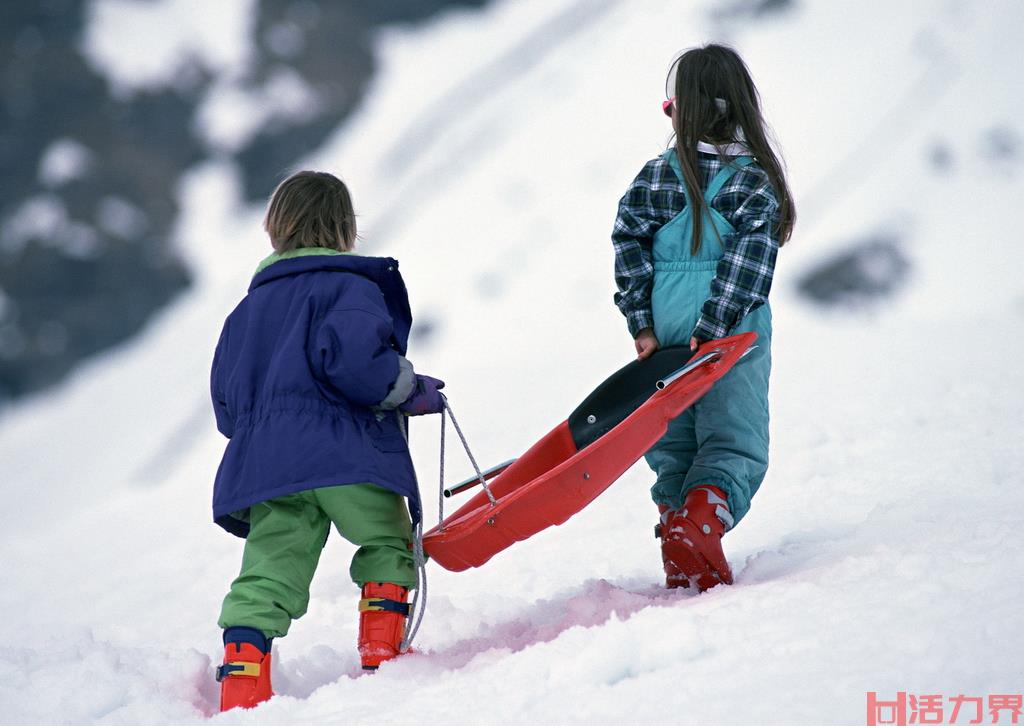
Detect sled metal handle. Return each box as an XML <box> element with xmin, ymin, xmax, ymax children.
<box><xmin>443</xmin><ymin>458</ymin><xmax>518</xmax><ymax>498</ymax></box>
<box><xmin>656</xmin><ymin>345</ymin><xmax>758</xmax><ymax>390</ymax></box>
<box><xmin>656</xmin><ymin>350</ymin><xmax>722</xmax><ymax>390</ymax></box>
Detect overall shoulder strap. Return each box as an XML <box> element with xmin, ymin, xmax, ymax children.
<box><xmin>704</xmin><ymin>156</ymin><xmax>755</xmax><ymax>203</ymax></box>
<box><xmin>660</xmin><ymin>149</ymin><xmax>693</xmax><ymax>208</ymax></box>
<box><xmin>660</xmin><ymin>149</ymin><xmax>684</xmax><ymax>182</ymax></box>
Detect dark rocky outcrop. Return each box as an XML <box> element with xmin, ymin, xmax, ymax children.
<box><xmin>796</xmin><ymin>236</ymin><xmax>911</xmax><ymax>308</ymax></box>
<box><xmin>0</xmin><ymin>0</ymin><xmax>486</xmax><ymax>404</ymax></box>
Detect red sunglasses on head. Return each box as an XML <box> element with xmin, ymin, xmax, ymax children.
<box><xmin>662</xmin><ymin>97</ymin><xmax>675</xmax><ymax>117</ymax></box>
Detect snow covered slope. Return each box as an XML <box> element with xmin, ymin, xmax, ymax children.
<box><xmin>1</xmin><ymin>1</ymin><xmax>1022</xmax><ymax>724</ymax></box>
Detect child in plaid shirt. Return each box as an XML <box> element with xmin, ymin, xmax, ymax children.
<box><xmin>611</xmin><ymin>44</ymin><xmax>795</xmax><ymax>592</ymax></box>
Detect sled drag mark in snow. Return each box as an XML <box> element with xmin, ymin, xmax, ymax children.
<box><xmin>424</xmin><ymin>578</ymin><xmax>684</xmax><ymax>670</ymax></box>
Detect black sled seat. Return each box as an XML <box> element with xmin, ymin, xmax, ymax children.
<box><xmin>568</xmin><ymin>346</ymin><xmax>697</xmax><ymax>451</ymax></box>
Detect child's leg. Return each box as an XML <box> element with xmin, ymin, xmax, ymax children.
<box><xmin>312</xmin><ymin>483</ymin><xmax>416</xmax><ymax>588</ymax></box>
<box><xmin>219</xmin><ymin>491</ymin><xmax>330</xmax><ymax>639</ymax></box>
<box><xmin>683</xmin><ymin>340</ymin><xmax>771</xmax><ymax>527</ymax></box>
<box><xmin>314</xmin><ymin>483</ymin><xmax>416</xmax><ymax>670</ymax></box>
<box><xmin>645</xmin><ymin>408</ymin><xmax>698</xmax><ymax>511</ymax></box>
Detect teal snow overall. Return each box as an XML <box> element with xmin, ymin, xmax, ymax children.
<box><xmin>645</xmin><ymin>150</ymin><xmax>771</xmax><ymax>526</ymax></box>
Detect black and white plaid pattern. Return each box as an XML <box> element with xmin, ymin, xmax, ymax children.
<box><xmin>612</xmin><ymin>152</ymin><xmax>780</xmax><ymax>340</ymax></box>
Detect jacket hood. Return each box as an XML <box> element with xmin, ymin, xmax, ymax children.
<box><xmin>249</xmin><ymin>251</ymin><xmax>413</xmax><ymax>354</ymax></box>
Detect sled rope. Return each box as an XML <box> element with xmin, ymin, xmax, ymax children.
<box><xmin>402</xmin><ymin>515</ymin><xmax>427</xmax><ymax>653</ymax></box>
<box><xmin>438</xmin><ymin>399</ymin><xmax>447</xmax><ymax>528</ymax></box>
<box><xmin>437</xmin><ymin>395</ymin><xmax>497</xmax><ymax>533</ymax></box>
<box><xmin>396</xmin><ymin>412</ymin><xmax>427</xmax><ymax>654</ymax></box>
<box><xmin>392</xmin><ymin>397</ymin><xmax>493</xmax><ymax>651</ymax></box>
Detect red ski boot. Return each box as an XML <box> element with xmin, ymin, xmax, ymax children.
<box><xmin>217</xmin><ymin>627</ymin><xmax>273</xmax><ymax>711</ymax></box>
<box><xmin>358</xmin><ymin>582</ymin><xmax>410</xmax><ymax>670</ymax></box>
<box><xmin>660</xmin><ymin>486</ymin><xmax>735</xmax><ymax>592</ymax></box>
<box><xmin>655</xmin><ymin>504</ymin><xmax>691</xmax><ymax>588</ymax></box>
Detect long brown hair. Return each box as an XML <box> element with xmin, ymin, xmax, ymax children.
<box><xmin>669</xmin><ymin>44</ymin><xmax>795</xmax><ymax>253</ymax></box>
<box><xmin>264</xmin><ymin>171</ymin><xmax>357</xmax><ymax>252</ymax></box>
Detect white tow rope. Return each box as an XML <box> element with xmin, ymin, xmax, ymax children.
<box><xmin>437</xmin><ymin>394</ymin><xmax>496</xmax><ymax>532</ymax></box>
<box><xmin>396</xmin><ymin>395</ymin><xmax>493</xmax><ymax>652</ymax></box>
<box><xmin>396</xmin><ymin>412</ymin><xmax>427</xmax><ymax>653</ymax></box>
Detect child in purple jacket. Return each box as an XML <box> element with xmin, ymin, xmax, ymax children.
<box><xmin>210</xmin><ymin>170</ymin><xmax>443</xmax><ymax>711</ymax></box>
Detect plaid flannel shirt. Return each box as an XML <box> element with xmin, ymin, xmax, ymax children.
<box><xmin>612</xmin><ymin>151</ymin><xmax>780</xmax><ymax>340</ymax></box>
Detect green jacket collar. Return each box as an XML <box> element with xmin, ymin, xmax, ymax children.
<box><xmin>254</xmin><ymin>247</ymin><xmax>354</xmax><ymax>276</ymax></box>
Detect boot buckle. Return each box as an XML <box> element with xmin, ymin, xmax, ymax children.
<box><xmin>216</xmin><ymin>661</ymin><xmax>261</xmax><ymax>681</ymax></box>
<box><xmin>359</xmin><ymin>597</ymin><xmax>410</xmax><ymax>615</ymax></box>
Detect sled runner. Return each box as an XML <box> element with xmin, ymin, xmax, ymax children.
<box><xmin>422</xmin><ymin>332</ymin><xmax>758</xmax><ymax>571</ymax></box>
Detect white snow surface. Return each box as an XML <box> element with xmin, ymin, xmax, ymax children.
<box><xmin>38</xmin><ymin>138</ymin><xmax>95</xmax><ymax>188</ymax></box>
<box><xmin>3</xmin><ymin>0</ymin><xmax>1024</xmax><ymax>724</ymax></box>
<box><xmin>82</xmin><ymin>0</ymin><xmax>256</xmax><ymax>96</ymax></box>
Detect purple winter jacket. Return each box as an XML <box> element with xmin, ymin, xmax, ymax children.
<box><xmin>210</xmin><ymin>252</ymin><xmax>419</xmax><ymax>537</ymax></box>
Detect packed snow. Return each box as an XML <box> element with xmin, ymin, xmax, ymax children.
<box><xmin>2</xmin><ymin>0</ymin><xmax>1022</xmax><ymax>724</ymax></box>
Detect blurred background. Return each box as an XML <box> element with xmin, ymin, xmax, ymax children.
<box><xmin>1</xmin><ymin>0</ymin><xmax>493</xmax><ymax>402</ymax></box>
<box><xmin>5</xmin><ymin>0</ymin><xmax>1018</xmax><ymax>406</ymax></box>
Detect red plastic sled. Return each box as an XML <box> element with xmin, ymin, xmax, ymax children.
<box><xmin>423</xmin><ymin>332</ymin><xmax>758</xmax><ymax>572</ymax></box>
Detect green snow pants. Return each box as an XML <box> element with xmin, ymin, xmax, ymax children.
<box><xmin>218</xmin><ymin>483</ymin><xmax>415</xmax><ymax>639</ymax></box>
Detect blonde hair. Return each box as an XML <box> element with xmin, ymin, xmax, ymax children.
<box><xmin>264</xmin><ymin>171</ymin><xmax>357</xmax><ymax>252</ymax></box>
